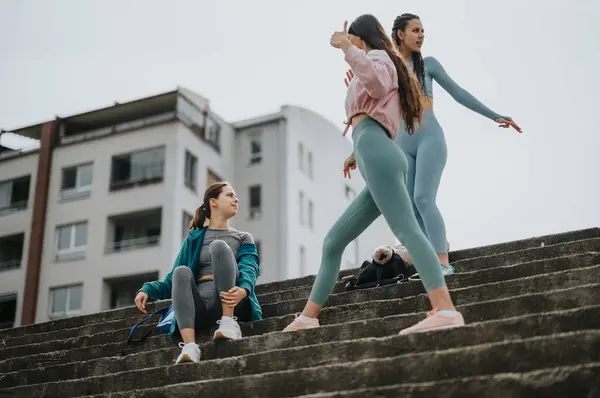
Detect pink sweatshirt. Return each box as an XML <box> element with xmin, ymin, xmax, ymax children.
<box><xmin>343</xmin><ymin>46</ymin><xmax>401</xmax><ymax>140</ymax></box>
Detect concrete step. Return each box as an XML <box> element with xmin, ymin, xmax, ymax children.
<box><xmin>294</xmin><ymin>363</ymin><xmax>600</xmax><ymax>398</ymax></box>
<box><xmin>2</xmin><ymin>262</ymin><xmax>597</xmax><ymax>364</ymax></box>
<box><xmin>2</xmin><ymin>303</ymin><xmax>598</xmax><ymax>389</ymax></box>
<box><xmin>0</xmin><ymin>233</ymin><xmax>596</xmax><ymax>342</ymax></box>
<box><xmin>448</xmin><ymin>227</ymin><xmax>599</xmax><ymax>262</ymax></box>
<box><xmin>1</xmin><ymin>280</ymin><xmax>598</xmax><ymax>376</ymax></box>
<box><xmin>253</xmin><ymin>264</ymin><xmax>600</xmax><ymax>334</ymax></box>
<box><xmin>259</xmin><ymin>252</ymin><xmax>598</xmax><ymax>305</ymax></box>
<box><xmin>54</xmin><ymin>330</ymin><xmax>599</xmax><ymax>398</ymax></box>
<box><xmin>255</xmin><ymin>233</ymin><xmax>600</xmax><ymax>296</ymax></box>
<box><xmin>3</xmin><ymin>251</ymin><xmax>595</xmax><ymax>350</ymax></box>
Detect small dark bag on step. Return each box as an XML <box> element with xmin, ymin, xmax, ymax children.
<box><xmin>342</xmin><ymin>245</ymin><xmax>415</xmax><ymax>291</ymax></box>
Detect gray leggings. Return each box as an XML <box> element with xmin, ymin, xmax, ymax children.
<box><xmin>308</xmin><ymin>117</ymin><xmax>446</xmax><ymax>306</ymax></box>
<box><xmin>172</xmin><ymin>240</ymin><xmax>250</xmax><ymax>330</ymax></box>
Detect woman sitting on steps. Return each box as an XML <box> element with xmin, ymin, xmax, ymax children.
<box><xmin>134</xmin><ymin>182</ymin><xmax>262</xmax><ymax>364</ymax></box>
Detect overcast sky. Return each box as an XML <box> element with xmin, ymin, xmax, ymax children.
<box><xmin>0</xmin><ymin>0</ymin><xmax>598</xmax><ymax>250</ymax></box>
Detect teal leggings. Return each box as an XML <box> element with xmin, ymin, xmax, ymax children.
<box><xmin>396</xmin><ymin>110</ymin><xmax>448</xmax><ymax>254</ymax></box>
<box><xmin>309</xmin><ymin>117</ymin><xmax>446</xmax><ymax>306</ymax></box>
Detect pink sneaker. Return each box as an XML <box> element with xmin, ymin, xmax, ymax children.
<box><xmin>282</xmin><ymin>314</ymin><xmax>320</xmax><ymax>332</ymax></box>
<box><xmin>399</xmin><ymin>309</ymin><xmax>465</xmax><ymax>335</ymax></box>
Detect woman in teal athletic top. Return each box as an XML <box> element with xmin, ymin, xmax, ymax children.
<box><xmin>390</xmin><ymin>13</ymin><xmax>521</xmax><ymax>277</ymax></box>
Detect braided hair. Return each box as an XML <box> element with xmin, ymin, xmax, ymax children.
<box><xmin>392</xmin><ymin>13</ymin><xmax>427</xmax><ymax>97</ymax></box>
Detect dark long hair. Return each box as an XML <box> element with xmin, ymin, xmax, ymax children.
<box><xmin>189</xmin><ymin>181</ymin><xmax>231</xmax><ymax>230</ymax></box>
<box><xmin>348</xmin><ymin>14</ymin><xmax>422</xmax><ymax>133</ymax></box>
<box><xmin>392</xmin><ymin>13</ymin><xmax>427</xmax><ymax>97</ymax></box>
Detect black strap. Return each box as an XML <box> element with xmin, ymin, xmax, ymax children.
<box><xmin>125</xmin><ymin>307</ymin><xmax>169</xmax><ymax>345</ymax></box>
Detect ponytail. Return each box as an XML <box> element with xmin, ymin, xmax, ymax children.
<box><xmin>188</xmin><ymin>181</ymin><xmax>230</xmax><ymax>231</ymax></box>
<box><xmin>189</xmin><ymin>201</ymin><xmax>210</xmax><ymax>230</ymax></box>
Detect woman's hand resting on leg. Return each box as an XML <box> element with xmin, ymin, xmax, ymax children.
<box><xmin>220</xmin><ymin>287</ymin><xmax>248</xmax><ymax>308</ymax></box>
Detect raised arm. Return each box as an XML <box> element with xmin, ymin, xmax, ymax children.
<box><xmin>426</xmin><ymin>57</ymin><xmax>505</xmax><ymax>120</ymax></box>
<box><xmin>344</xmin><ymin>46</ymin><xmax>395</xmax><ymax>99</ymax></box>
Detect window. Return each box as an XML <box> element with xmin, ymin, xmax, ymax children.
<box><xmin>184</xmin><ymin>151</ymin><xmax>197</xmax><ymax>191</ymax></box>
<box><xmin>49</xmin><ymin>284</ymin><xmax>83</xmax><ymax>320</ymax></box>
<box><xmin>308</xmin><ymin>200</ymin><xmax>314</xmax><ymax>229</ymax></box>
<box><xmin>106</xmin><ymin>208</ymin><xmax>162</xmax><ymax>253</ymax></box>
<box><xmin>204</xmin><ymin>117</ymin><xmax>221</xmax><ymax>152</ymax></box>
<box><xmin>110</xmin><ymin>147</ymin><xmax>165</xmax><ymax>191</ymax></box>
<box><xmin>249</xmin><ymin>185</ymin><xmax>262</xmax><ymax>219</ymax></box>
<box><xmin>182</xmin><ymin>211</ymin><xmax>193</xmax><ymax>240</ymax></box>
<box><xmin>0</xmin><ymin>233</ymin><xmax>24</xmax><ymax>271</ymax></box>
<box><xmin>0</xmin><ymin>175</ymin><xmax>30</xmax><ymax>214</ymax></box>
<box><xmin>104</xmin><ymin>272</ymin><xmax>158</xmax><ymax>310</ymax></box>
<box><xmin>207</xmin><ymin>169</ymin><xmax>223</xmax><ymax>188</ymax></box>
<box><xmin>298</xmin><ymin>142</ymin><xmax>304</xmax><ymax>171</ymax></box>
<box><xmin>249</xmin><ymin>134</ymin><xmax>262</xmax><ymax>165</ymax></box>
<box><xmin>299</xmin><ymin>191</ymin><xmax>304</xmax><ymax>225</ymax></box>
<box><xmin>307</xmin><ymin>152</ymin><xmax>313</xmax><ymax>178</ymax></box>
<box><xmin>56</xmin><ymin>222</ymin><xmax>88</xmax><ymax>261</ymax></box>
<box><xmin>0</xmin><ymin>294</ymin><xmax>17</xmax><ymax>329</ymax></box>
<box><xmin>61</xmin><ymin>163</ymin><xmax>93</xmax><ymax>199</ymax></box>
<box><xmin>299</xmin><ymin>245</ymin><xmax>306</xmax><ymax>276</ymax></box>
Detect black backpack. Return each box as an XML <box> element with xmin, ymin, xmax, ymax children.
<box><xmin>342</xmin><ymin>245</ymin><xmax>415</xmax><ymax>290</ymax></box>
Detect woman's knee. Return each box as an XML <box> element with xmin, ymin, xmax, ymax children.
<box><xmin>173</xmin><ymin>265</ymin><xmax>193</xmax><ymax>281</ymax></box>
<box><xmin>414</xmin><ymin>192</ymin><xmax>436</xmax><ymax>214</ymax></box>
<box><xmin>209</xmin><ymin>240</ymin><xmax>230</xmax><ymax>256</ymax></box>
<box><xmin>322</xmin><ymin>231</ymin><xmax>346</xmax><ymax>256</ymax></box>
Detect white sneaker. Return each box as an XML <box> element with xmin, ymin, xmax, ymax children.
<box><xmin>213</xmin><ymin>316</ymin><xmax>242</xmax><ymax>341</ymax></box>
<box><xmin>175</xmin><ymin>342</ymin><xmax>201</xmax><ymax>364</ymax></box>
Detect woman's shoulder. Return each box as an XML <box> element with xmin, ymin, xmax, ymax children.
<box><xmin>423</xmin><ymin>56</ymin><xmax>442</xmax><ymax>70</ymax></box>
<box><xmin>231</xmin><ymin>229</ymin><xmax>255</xmax><ymax>245</ymax></box>
<box><xmin>368</xmin><ymin>49</ymin><xmax>392</xmax><ymax>62</ymax></box>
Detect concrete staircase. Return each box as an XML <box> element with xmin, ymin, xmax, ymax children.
<box><xmin>1</xmin><ymin>228</ymin><xmax>599</xmax><ymax>397</ymax></box>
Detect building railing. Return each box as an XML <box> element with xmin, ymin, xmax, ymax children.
<box><xmin>0</xmin><ymin>200</ymin><xmax>28</xmax><ymax>216</ymax></box>
<box><xmin>0</xmin><ymin>258</ymin><xmax>21</xmax><ymax>272</ymax></box>
<box><xmin>60</xmin><ymin>186</ymin><xmax>92</xmax><ymax>201</ymax></box>
<box><xmin>61</xmin><ymin>112</ymin><xmax>176</xmax><ymax>145</ymax></box>
<box><xmin>0</xmin><ymin>320</ymin><xmax>14</xmax><ymax>330</ymax></box>
<box><xmin>105</xmin><ymin>235</ymin><xmax>161</xmax><ymax>253</ymax></box>
<box><xmin>55</xmin><ymin>247</ymin><xmax>87</xmax><ymax>262</ymax></box>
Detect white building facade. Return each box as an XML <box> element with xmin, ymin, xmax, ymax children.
<box><xmin>0</xmin><ymin>87</ymin><xmax>394</xmax><ymax>328</ymax></box>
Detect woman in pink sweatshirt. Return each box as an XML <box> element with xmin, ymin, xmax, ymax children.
<box><xmin>284</xmin><ymin>14</ymin><xmax>464</xmax><ymax>335</ymax></box>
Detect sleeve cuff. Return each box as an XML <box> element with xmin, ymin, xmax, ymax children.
<box><xmin>344</xmin><ymin>45</ymin><xmax>362</xmax><ymax>64</ymax></box>
<box><xmin>238</xmin><ymin>280</ymin><xmax>253</xmax><ymax>295</ymax></box>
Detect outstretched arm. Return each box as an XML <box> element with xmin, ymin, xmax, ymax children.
<box><xmin>427</xmin><ymin>57</ymin><xmax>505</xmax><ymax>120</ymax></box>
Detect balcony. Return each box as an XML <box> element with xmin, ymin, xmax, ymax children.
<box><xmin>0</xmin><ymin>233</ymin><xmax>24</xmax><ymax>272</ymax></box>
<box><xmin>177</xmin><ymin>95</ymin><xmax>221</xmax><ymax>153</ymax></box>
<box><xmin>106</xmin><ymin>208</ymin><xmax>162</xmax><ymax>254</ymax></box>
<box><xmin>0</xmin><ymin>175</ymin><xmax>30</xmax><ymax>216</ymax></box>
<box><xmin>110</xmin><ymin>147</ymin><xmax>165</xmax><ymax>192</ymax></box>
<box><xmin>103</xmin><ymin>271</ymin><xmax>158</xmax><ymax>310</ymax></box>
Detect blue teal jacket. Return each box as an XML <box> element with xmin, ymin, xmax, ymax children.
<box><xmin>139</xmin><ymin>227</ymin><xmax>262</xmax><ymax>335</ymax></box>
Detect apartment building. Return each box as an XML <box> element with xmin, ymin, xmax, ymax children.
<box><xmin>0</xmin><ymin>87</ymin><xmax>394</xmax><ymax>328</ymax></box>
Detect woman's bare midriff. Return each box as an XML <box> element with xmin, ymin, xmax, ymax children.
<box><xmin>350</xmin><ymin>113</ymin><xmax>369</xmax><ymax>128</ymax></box>
<box><xmin>422</xmin><ymin>96</ymin><xmax>434</xmax><ymax>110</ymax></box>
